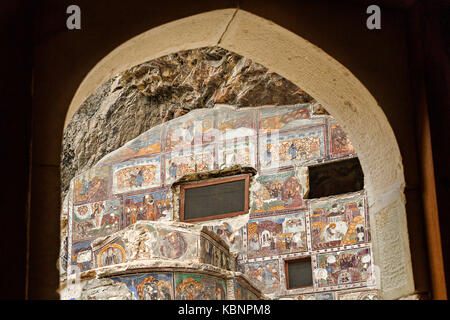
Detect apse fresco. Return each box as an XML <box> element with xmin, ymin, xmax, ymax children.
<box><xmin>175</xmin><ymin>273</ymin><xmax>226</xmax><ymax>300</ymax></box>
<box><xmin>67</xmin><ymin>104</ymin><xmax>374</xmax><ymax>300</ymax></box>
<box><xmin>112</xmin><ymin>273</ymin><xmax>174</xmax><ymax>300</ymax></box>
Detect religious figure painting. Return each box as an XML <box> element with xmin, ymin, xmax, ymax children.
<box><xmin>244</xmin><ymin>260</ymin><xmax>280</xmax><ymax>293</ymax></box>
<box><xmin>175</xmin><ymin>273</ymin><xmax>226</xmax><ymax>300</ymax></box>
<box><xmin>199</xmin><ymin>237</ymin><xmax>231</xmax><ymax>271</ymax></box>
<box><xmin>252</xmin><ymin>170</ymin><xmax>304</xmax><ymax>216</ymax></box>
<box><xmin>72</xmin><ymin>198</ymin><xmax>121</xmax><ymax>242</ymax></box>
<box><xmin>165</xmin><ymin>146</ymin><xmax>214</xmax><ymax>184</ymax></box>
<box><xmin>310</xmin><ymin>195</ymin><xmax>368</xmax><ymax>249</ymax></box>
<box><xmin>157</xmin><ymin>230</ymin><xmax>193</xmax><ymax>260</ymax></box>
<box><xmin>124</xmin><ymin>188</ymin><xmax>172</xmax><ymax>225</ymax></box>
<box><xmin>96</xmin><ymin>240</ymin><xmax>127</xmax><ymax>268</ymax></box>
<box><xmin>112</xmin><ymin>156</ymin><xmax>161</xmax><ymax>193</ymax></box>
<box><xmin>247</xmin><ymin>212</ymin><xmax>307</xmax><ymax>258</ymax></box>
<box><xmin>315</xmin><ymin>248</ymin><xmax>373</xmax><ymax>288</ymax></box>
<box><xmin>73</xmin><ymin>166</ymin><xmax>110</xmax><ymax>203</ymax></box>
<box><xmin>259</xmin><ymin>126</ymin><xmax>326</xmax><ymax>170</ymax></box>
<box><xmin>112</xmin><ymin>273</ymin><xmax>174</xmax><ymax>300</ymax></box>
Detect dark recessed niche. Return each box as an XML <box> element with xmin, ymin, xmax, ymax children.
<box><xmin>307</xmin><ymin>157</ymin><xmax>364</xmax><ymax>199</ymax></box>
<box><xmin>180</xmin><ymin>174</ymin><xmax>249</xmax><ymax>222</ymax></box>
<box><xmin>285</xmin><ymin>257</ymin><xmax>313</xmax><ymax>289</ymax></box>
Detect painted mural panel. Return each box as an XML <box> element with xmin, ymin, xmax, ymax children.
<box><xmin>71</xmin><ymin>241</ymin><xmax>93</xmax><ymax>272</ymax></box>
<box><xmin>156</xmin><ymin>229</ymin><xmax>197</xmax><ymax>260</ymax></box>
<box><xmin>310</xmin><ymin>195</ymin><xmax>367</xmax><ymax>249</ymax></box>
<box><xmin>252</xmin><ymin>170</ymin><xmax>304</xmax><ymax>216</ymax></box>
<box><xmin>112</xmin><ymin>156</ymin><xmax>161</xmax><ymax>193</ymax></box>
<box><xmin>112</xmin><ymin>273</ymin><xmax>174</xmax><ymax>300</ymax></box>
<box><xmin>165</xmin><ymin>146</ymin><xmax>215</xmax><ymax>184</ymax></box>
<box><xmin>259</xmin><ymin>126</ymin><xmax>326</xmax><ymax>170</ymax></box>
<box><xmin>216</xmin><ymin>107</ymin><xmax>256</xmax><ymax>140</ymax></box>
<box><xmin>95</xmin><ymin>238</ymin><xmax>127</xmax><ymax>268</ymax></box>
<box><xmin>72</xmin><ymin>198</ymin><xmax>121</xmax><ymax>242</ymax></box>
<box><xmin>73</xmin><ymin>166</ymin><xmax>109</xmax><ymax>203</ymax></box>
<box><xmin>123</xmin><ymin>188</ymin><xmax>172</xmax><ymax>226</ymax></box>
<box><xmin>259</xmin><ymin>105</ymin><xmax>311</xmax><ymax>132</ymax></box>
<box><xmin>234</xmin><ymin>280</ymin><xmax>258</xmax><ymax>300</ymax></box>
<box><xmin>217</xmin><ymin>136</ymin><xmax>256</xmax><ymax>169</ymax></box>
<box><xmin>175</xmin><ymin>273</ymin><xmax>226</xmax><ymax>300</ymax></box>
<box><xmin>210</xmin><ymin>222</ymin><xmax>245</xmax><ymax>253</ymax></box>
<box><xmin>247</xmin><ymin>212</ymin><xmax>307</xmax><ymax>258</ymax></box>
<box><xmin>199</xmin><ymin>236</ymin><xmax>231</xmax><ymax>270</ymax></box>
<box><xmin>315</xmin><ymin>248</ymin><xmax>372</xmax><ymax>288</ymax></box>
<box><xmin>165</xmin><ymin>113</ymin><xmax>215</xmax><ymax>151</ymax></box>
<box><xmin>244</xmin><ymin>260</ymin><xmax>280</xmax><ymax>293</ymax></box>
<box><xmin>328</xmin><ymin>119</ymin><xmax>356</xmax><ymax>159</ymax></box>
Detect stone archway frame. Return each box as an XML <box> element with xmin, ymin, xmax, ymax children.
<box><xmin>64</xmin><ymin>9</ymin><xmax>414</xmax><ymax>299</ymax></box>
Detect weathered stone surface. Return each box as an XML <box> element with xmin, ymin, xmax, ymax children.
<box><xmin>62</xmin><ymin>46</ymin><xmax>313</xmax><ymax>200</ymax></box>
<box><xmin>79</xmin><ymin>278</ymin><xmax>135</xmax><ymax>300</ymax></box>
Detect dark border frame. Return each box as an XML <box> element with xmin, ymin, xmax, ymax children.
<box><xmin>284</xmin><ymin>256</ymin><xmax>314</xmax><ymax>290</ymax></box>
<box><xmin>179</xmin><ymin>174</ymin><xmax>250</xmax><ymax>223</ymax></box>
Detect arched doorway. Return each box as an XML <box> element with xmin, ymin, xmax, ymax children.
<box><xmin>63</xmin><ymin>9</ymin><xmax>414</xmax><ymax>299</ymax></box>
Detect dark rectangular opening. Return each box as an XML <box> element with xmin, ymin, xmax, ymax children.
<box><xmin>180</xmin><ymin>174</ymin><xmax>249</xmax><ymax>222</ymax></box>
<box><xmin>285</xmin><ymin>257</ymin><xmax>313</xmax><ymax>289</ymax></box>
<box><xmin>307</xmin><ymin>157</ymin><xmax>364</xmax><ymax>198</ymax></box>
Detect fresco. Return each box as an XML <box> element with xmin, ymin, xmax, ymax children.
<box><xmin>124</xmin><ymin>188</ymin><xmax>172</xmax><ymax>225</ymax></box>
<box><xmin>310</xmin><ymin>195</ymin><xmax>368</xmax><ymax>249</ymax></box>
<box><xmin>71</xmin><ymin>241</ymin><xmax>93</xmax><ymax>272</ymax></box>
<box><xmin>199</xmin><ymin>236</ymin><xmax>231</xmax><ymax>271</ymax></box>
<box><xmin>217</xmin><ymin>136</ymin><xmax>256</xmax><ymax>169</ymax></box>
<box><xmin>252</xmin><ymin>170</ymin><xmax>304</xmax><ymax>216</ymax></box>
<box><xmin>259</xmin><ymin>105</ymin><xmax>311</xmax><ymax>132</ymax></box>
<box><xmin>165</xmin><ymin>113</ymin><xmax>215</xmax><ymax>151</ymax></box>
<box><xmin>259</xmin><ymin>126</ymin><xmax>326</xmax><ymax>170</ymax></box>
<box><xmin>336</xmin><ymin>289</ymin><xmax>379</xmax><ymax>300</ymax></box>
<box><xmin>175</xmin><ymin>273</ymin><xmax>226</xmax><ymax>300</ymax></box>
<box><xmin>95</xmin><ymin>239</ymin><xmax>127</xmax><ymax>268</ymax></box>
<box><xmin>248</xmin><ymin>212</ymin><xmax>307</xmax><ymax>258</ymax></box>
<box><xmin>210</xmin><ymin>222</ymin><xmax>244</xmax><ymax>253</ymax></box>
<box><xmin>112</xmin><ymin>273</ymin><xmax>174</xmax><ymax>300</ymax></box>
<box><xmin>234</xmin><ymin>280</ymin><xmax>258</xmax><ymax>300</ymax></box>
<box><xmin>244</xmin><ymin>260</ymin><xmax>280</xmax><ymax>293</ymax></box>
<box><xmin>165</xmin><ymin>147</ymin><xmax>215</xmax><ymax>184</ymax></box>
<box><xmin>73</xmin><ymin>166</ymin><xmax>109</xmax><ymax>203</ymax></box>
<box><xmin>72</xmin><ymin>198</ymin><xmax>121</xmax><ymax>242</ymax></box>
<box><xmin>156</xmin><ymin>229</ymin><xmax>196</xmax><ymax>260</ymax></box>
<box><xmin>315</xmin><ymin>248</ymin><xmax>373</xmax><ymax>288</ymax></box>
<box><xmin>328</xmin><ymin>120</ymin><xmax>356</xmax><ymax>159</ymax></box>
<box><xmin>216</xmin><ymin>108</ymin><xmax>256</xmax><ymax>140</ymax></box>
<box><xmin>112</xmin><ymin>157</ymin><xmax>161</xmax><ymax>193</ymax></box>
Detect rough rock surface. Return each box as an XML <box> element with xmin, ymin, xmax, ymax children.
<box><xmin>62</xmin><ymin>46</ymin><xmax>314</xmax><ymax>199</ymax></box>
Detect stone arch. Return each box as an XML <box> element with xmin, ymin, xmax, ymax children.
<box><xmin>63</xmin><ymin>9</ymin><xmax>414</xmax><ymax>299</ymax></box>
